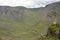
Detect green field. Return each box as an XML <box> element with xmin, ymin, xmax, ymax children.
<box><xmin>0</xmin><ymin>17</ymin><xmax>48</xmax><ymax>40</ymax></box>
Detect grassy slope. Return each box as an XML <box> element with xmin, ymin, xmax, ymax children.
<box><xmin>0</xmin><ymin>2</ymin><xmax>60</xmax><ymax>40</ymax></box>
<box><xmin>0</xmin><ymin>13</ymin><xmax>48</xmax><ymax>40</ymax></box>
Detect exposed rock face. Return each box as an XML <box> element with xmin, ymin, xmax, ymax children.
<box><xmin>46</xmin><ymin>2</ymin><xmax>60</xmax><ymax>24</ymax></box>
<box><xmin>0</xmin><ymin>2</ymin><xmax>60</xmax><ymax>23</ymax></box>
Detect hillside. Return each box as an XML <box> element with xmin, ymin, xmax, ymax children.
<box><xmin>0</xmin><ymin>2</ymin><xmax>60</xmax><ymax>40</ymax></box>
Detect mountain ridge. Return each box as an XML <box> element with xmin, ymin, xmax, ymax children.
<box><xmin>0</xmin><ymin>2</ymin><xmax>60</xmax><ymax>22</ymax></box>
<box><xmin>0</xmin><ymin>2</ymin><xmax>60</xmax><ymax>40</ymax></box>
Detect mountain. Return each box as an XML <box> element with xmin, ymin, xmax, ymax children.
<box><xmin>0</xmin><ymin>2</ymin><xmax>60</xmax><ymax>40</ymax></box>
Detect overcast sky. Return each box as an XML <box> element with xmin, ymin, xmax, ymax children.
<box><xmin>0</xmin><ymin>0</ymin><xmax>60</xmax><ymax>8</ymax></box>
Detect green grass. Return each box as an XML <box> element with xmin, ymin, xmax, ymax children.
<box><xmin>0</xmin><ymin>15</ymin><xmax>59</xmax><ymax>40</ymax></box>
<box><xmin>0</xmin><ymin>17</ymin><xmax>48</xmax><ymax>40</ymax></box>
<box><xmin>0</xmin><ymin>13</ymin><xmax>50</xmax><ymax>40</ymax></box>
<box><xmin>39</xmin><ymin>36</ymin><xmax>59</xmax><ymax>40</ymax></box>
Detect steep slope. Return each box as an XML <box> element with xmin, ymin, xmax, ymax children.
<box><xmin>46</xmin><ymin>2</ymin><xmax>60</xmax><ymax>24</ymax></box>
<box><xmin>0</xmin><ymin>2</ymin><xmax>60</xmax><ymax>40</ymax></box>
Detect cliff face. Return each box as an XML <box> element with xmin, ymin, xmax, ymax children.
<box><xmin>0</xmin><ymin>2</ymin><xmax>60</xmax><ymax>23</ymax></box>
